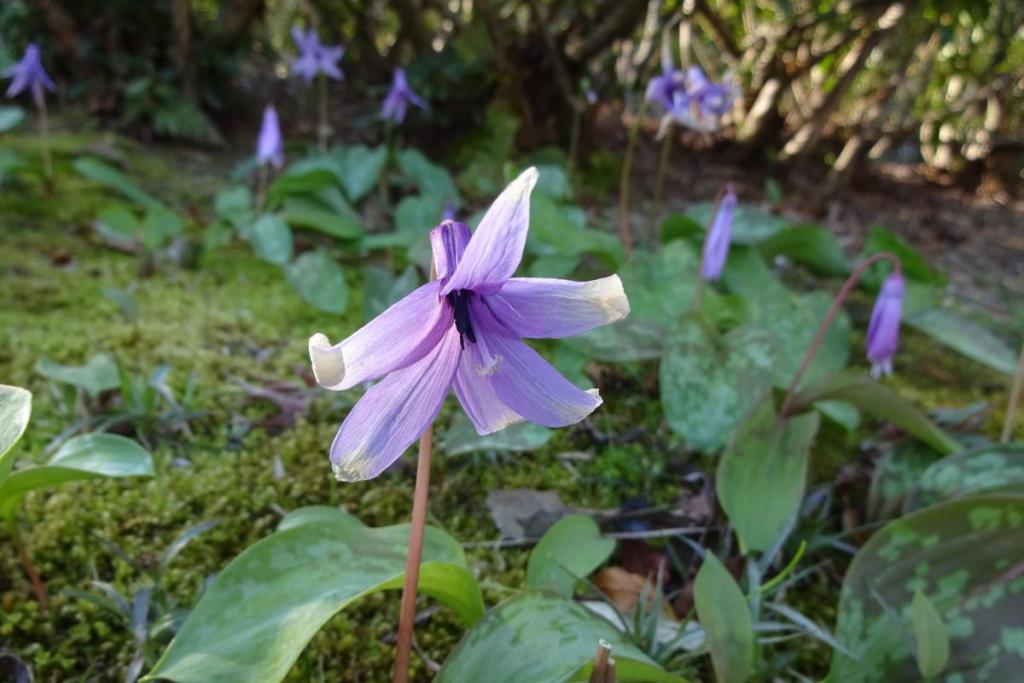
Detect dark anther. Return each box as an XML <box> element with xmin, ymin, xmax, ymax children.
<box><xmin>447</xmin><ymin>289</ymin><xmax>476</xmax><ymax>349</ymax></box>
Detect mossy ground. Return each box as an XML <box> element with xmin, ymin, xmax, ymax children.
<box><xmin>0</xmin><ymin>131</ymin><xmax>1018</xmax><ymax>682</ymax></box>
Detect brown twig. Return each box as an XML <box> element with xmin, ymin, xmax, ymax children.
<box><xmin>1001</xmin><ymin>341</ymin><xmax>1024</xmax><ymax>442</ymax></box>
<box><xmin>392</xmin><ymin>426</ymin><xmax>434</xmax><ymax>683</ymax></box>
<box><xmin>10</xmin><ymin>522</ymin><xmax>49</xmax><ymax>611</ymax></box>
<box><xmin>588</xmin><ymin>639</ymin><xmax>612</xmax><ymax>683</ymax></box>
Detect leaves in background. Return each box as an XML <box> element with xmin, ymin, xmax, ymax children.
<box><xmin>73</xmin><ymin>157</ymin><xmax>163</xmax><ymax>209</ymax></box>
<box><xmin>758</xmin><ymin>224</ymin><xmax>849</xmax><ymax>276</ymax></box>
<box><xmin>694</xmin><ymin>552</ymin><xmax>754</xmax><ymax>683</ymax></box>
<box><xmin>435</xmin><ymin>592</ymin><xmax>684</xmax><ymax>683</ymax></box>
<box><xmin>285</xmin><ymin>251</ymin><xmax>347</xmax><ymax>313</ymax></box>
<box><xmin>141</xmin><ymin>205</ymin><xmax>184</xmax><ymax>251</ymax></box>
<box><xmin>910</xmin><ymin>590</ymin><xmax>950</xmax><ymax>678</ymax></box>
<box><xmin>685</xmin><ymin>201</ymin><xmax>787</xmax><ymax>244</ymax></box>
<box><xmin>398</xmin><ymin>147</ymin><xmax>459</xmax><ymax>203</ymax></box>
<box><xmin>0</xmin><ymin>106</ymin><xmax>25</xmax><ymax>134</ymax></box>
<box><xmin>249</xmin><ymin>214</ymin><xmax>293</xmax><ymax>265</ymax></box>
<box><xmin>333</xmin><ymin>144</ymin><xmax>387</xmax><ymax>202</ymax></box>
<box><xmin>906</xmin><ymin>308</ymin><xmax>1019</xmax><ymax>376</ymax></box>
<box><xmin>214</xmin><ymin>186</ymin><xmax>254</xmax><ymax>231</ymax></box>
<box><xmin>0</xmin><ymin>385</ymin><xmax>32</xmax><ymax>483</ymax></box>
<box><xmin>362</xmin><ymin>265</ymin><xmax>420</xmax><ymax>321</ymax></box>
<box><xmin>907</xmin><ymin>443</ymin><xmax>1024</xmax><ymax>511</ymax></box>
<box><xmin>859</xmin><ymin>226</ymin><xmax>940</xmax><ymax>287</ymax></box>
<box><xmin>526</xmin><ymin>514</ymin><xmax>615</xmax><ymax>597</ymax></box>
<box><xmin>36</xmin><ymin>353</ymin><xmax>120</xmax><ymax>397</ymax></box>
<box><xmin>717</xmin><ymin>396</ymin><xmax>820</xmax><ymax>552</ymax></box>
<box><xmin>264</xmin><ymin>158</ymin><xmax>340</xmax><ymax>208</ymax></box>
<box><xmin>281</xmin><ymin>196</ymin><xmax>363</xmax><ymax>239</ymax></box>
<box><xmin>145</xmin><ymin>507</ymin><xmax>484</xmax><ymax>683</ymax></box>
<box><xmin>826</xmin><ymin>494</ymin><xmax>1024</xmax><ymax>682</ymax></box>
<box><xmin>441</xmin><ymin>413</ymin><xmax>552</xmax><ymax>456</ymax></box>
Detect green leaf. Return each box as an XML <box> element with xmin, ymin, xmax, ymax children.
<box><xmin>249</xmin><ymin>214</ymin><xmax>293</xmax><ymax>265</ymax></box>
<box><xmin>868</xmin><ymin>441</ymin><xmax>942</xmax><ymax>521</ymax></box>
<box><xmin>0</xmin><ymin>433</ymin><xmax>154</xmax><ymax>519</ymax></box>
<box><xmin>694</xmin><ymin>552</ymin><xmax>754</xmax><ymax>683</ymax></box>
<box><xmin>533</xmin><ymin>164</ymin><xmax>571</xmax><ymax>200</ymax></box>
<box><xmin>906</xmin><ymin>308</ymin><xmax>1019</xmax><ymax>376</ymax></box>
<box><xmin>758</xmin><ymin>223</ymin><xmax>849</xmax><ymax>276</ymax></box>
<box><xmin>685</xmin><ymin>201</ymin><xmax>787</xmax><ymax>244</ymax></box>
<box><xmin>214</xmin><ymin>186</ymin><xmax>254</xmax><ymax>230</ymax></box>
<box><xmin>145</xmin><ymin>507</ymin><xmax>484</xmax><ymax>683</ymax></box>
<box><xmin>281</xmin><ymin>196</ymin><xmax>364</xmax><ymax>239</ymax></box>
<box><xmin>73</xmin><ymin>157</ymin><xmax>163</xmax><ymax>209</ymax></box>
<box><xmin>792</xmin><ymin>373</ymin><xmax>961</xmax><ymax>455</ymax></box>
<box><xmin>441</xmin><ymin>412</ymin><xmax>552</xmax><ymax>456</ymax></box>
<box><xmin>334</xmin><ymin>144</ymin><xmax>387</xmax><ymax>202</ymax></box>
<box><xmin>717</xmin><ymin>397</ymin><xmax>820</xmax><ymax>552</ymax></box>
<box><xmin>860</xmin><ymin>226</ymin><xmax>940</xmax><ymax>287</ymax></box>
<box><xmin>398</xmin><ymin>148</ymin><xmax>458</xmax><ymax>202</ymax></box>
<box><xmin>97</xmin><ymin>205</ymin><xmax>141</xmax><ymax>235</ymax></box>
<box><xmin>529</xmin><ymin>195</ymin><xmax>622</xmax><ymax>266</ymax></box>
<box><xmin>908</xmin><ymin>443</ymin><xmax>1024</xmax><ymax>511</ymax></box>
<box><xmin>395</xmin><ymin>193</ymin><xmax>444</xmax><ymax>240</ymax></box>
<box><xmin>362</xmin><ymin>265</ymin><xmax>420</xmax><ymax>321</ymax></box>
<box><xmin>0</xmin><ymin>385</ymin><xmax>32</xmax><ymax>484</ymax></box>
<box><xmin>285</xmin><ymin>251</ymin><xmax>348</xmax><ymax>313</ymax></box>
<box><xmin>0</xmin><ymin>106</ymin><xmax>26</xmax><ymax>134</ymax></box>
<box><xmin>436</xmin><ymin>592</ymin><xmax>685</xmax><ymax>683</ymax></box>
<box><xmin>265</xmin><ymin>159</ymin><xmax>341</xmax><ymax>208</ymax></box>
<box><xmin>911</xmin><ymin>590</ymin><xmax>950</xmax><ymax>678</ymax></box>
<box><xmin>660</xmin><ymin>212</ymin><xmax>704</xmax><ymax>243</ymax></box>
<box><xmin>660</xmin><ymin>314</ymin><xmax>776</xmax><ymax>452</ymax></box>
<box><xmin>36</xmin><ymin>353</ymin><xmax>120</xmax><ymax>397</ymax></box>
<box><xmin>142</xmin><ymin>206</ymin><xmax>184</xmax><ymax>251</ymax></box>
<box><xmin>826</xmin><ymin>494</ymin><xmax>1024</xmax><ymax>682</ymax></box>
<box><xmin>526</xmin><ymin>514</ymin><xmax>615</xmax><ymax>597</ymax></box>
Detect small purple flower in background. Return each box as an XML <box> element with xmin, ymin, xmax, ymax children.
<box><xmin>290</xmin><ymin>27</ymin><xmax>344</xmax><ymax>82</ymax></box>
<box><xmin>381</xmin><ymin>68</ymin><xmax>426</xmax><ymax>125</ymax></box>
<box><xmin>701</xmin><ymin>185</ymin><xmax>737</xmax><ymax>281</ymax></box>
<box><xmin>309</xmin><ymin>168</ymin><xmax>630</xmax><ymax>481</ymax></box>
<box><xmin>646</xmin><ymin>54</ymin><xmax>735</xmax><ymax>136</ymax></box>
<box><xmin>645</xmin><ymin>53</ymin><xmax>688</xmax><ymax>117</ymax></box>
<box><xmin>4</xmin><ymin>43</ymin><xmax>55</xmax><ymax>108</ymax></box>
<box><xmin>256</xmin><ymin>105</ymin><xmax>284</xmax><ymax>169</ymax></box>
<box><xmin>686</xmin><ymin>66</ymin><xmax>736</xmax><ymax>119</ymax></box>
<box><xmin>866</xmin><ymin>272</ymin><xmax>904</xmax><ymax>377</ymax></box>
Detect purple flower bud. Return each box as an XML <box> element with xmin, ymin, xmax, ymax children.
<box><xmin>866</xmin><ymin>272</ymin><xmax>904</xmax><ymax>377</ymax></box>
<box><xmin>290</xmin><ymin>26</ymin><xmax>344</xmax><ymax>82</ymax></box>
<box><xmin>4</xmin><ymin>43</ymin><xmax>55</xmax><ymax>109</ymax></box>
<box><xmin>701</xmin><ymin>185</ymin><xmax>737</xmax><ymax>280</ymax></box>
<box><xmin>257</xmin><ymin>105</ymin><xmax>284</xmax><ymax>169</ymax></box>
<box><xmin>381</xmin><ymin>68</ymin><xmax>426</xmax><ymax>125</ymax></box>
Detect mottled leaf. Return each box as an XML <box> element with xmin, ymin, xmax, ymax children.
<box><xmin>436</xmin><ymin>592</ymin><xmax>685</xmax><ymax>683</ymax></box>
<box><xmin>526</xmin><ymin>514</ymin><xmax>615</xmax><ymax>597</ymax></box>
<box><xmin>907</xmin><ymin>308</ymin><xmax>1018</xmax><ymax>377</ymax></box>
<box><xmin>907</xmin><ymin>443</ymin><xmax>1024</xmax><ymax>511</ymax></box>
<box><xmin>441</xmin><ymin>412</ymin><xmax>552</xmax><ymax>456</ymax></box>
<box><xmin>285</xmin><ymin>251</ymin><xmax>348</xmax><ymax>313</ymax></box>
<box><xmin>694</xmin><ymin>552</ymin><xmax>754</xmax><ymax>683</ymax></box>
<box><xmin>0</xmin><ymin>385</ymin><xmax>32</xmax><ymax>484</ymax></box>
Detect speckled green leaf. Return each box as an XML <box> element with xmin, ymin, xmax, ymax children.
<box><xmin>868</xmin><ymin>441</ymin><xmax>942</xmax><ymax>521</ymax></box>
<box><xmin>0</xmin><ymin>385</ymin><xmax>32</xmax><ymax>484</ymax></box>
<box><xmin>911</xmin><ymin>590</ymin><xmax>949</xmax><ymax>678</ymax></box>
<box><xmin>694</xmin><ymin>552</ymin><xmax>754</xmax><ymax>683</ymax></box>
<box><xmin>436</xmin><ymin>592</ymin><xmax>685</xmax><ymax>683</ymax></box>
<box><xmin>0</xmin><ymin>433</ymin><xmax>153</xmax><ymax>519</ymax></box>
<box><xmin>685</xmin><ymin>201</ymin><xmax>786</xmax><ymax>244</ymax></box>
<box><xmin>717</xmin><ymin>396</ymin><xmax>820</xmax><ymax>552</ymax></box>
<box><xmin>907</xmin><ymin>443</ymin><xmax>1024</xmax><ymax>511</ymax></box>
<box><xmin>792</xmin><ymin>373</ymin><xmax>961</xmax><ymax>455</ymax></box>
<box><xmin>907</xmin><ymin>308</ymin><xmax>1018</xmax><ymax>377</ymax></box>
<box><xmin>661</xmin><ymin>314</ymin><xmax>775</xmax><ymax>452</ymax></box>
<box><xmin>36</xmin><ymin>353</ymin><xmax>120</xmax><ymax>397</ymax></box>
<box><xmin>526</xmin><ymin>514</ymin><xmax>615</xmax><ymax>597</ymax></box>
<box><xmin>145</xmin><ymin>507</ymin><xmax>484</xmax><ymax>683</ymax></box>
<box><xmin>826</xmin><ymin>494</ymin><xmax>1024</xmax><ymax>683</ymax></box>
<box><xmin>442</xmin><ymin>412</ymin><xmax>552</xmax><ymax>456</ymax></box>
<box><xmin>284</xmin><ymin>251</ymin><xmax>348</xmax><ymax>313</ymax></box>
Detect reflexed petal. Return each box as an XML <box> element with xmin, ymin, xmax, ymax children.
<box><xmin>329</xmin><ymin>327</ymin><xmax>461</xmax><ymax>481</ymax></box>
<box><xmin>309</xmin><ymin>281</ymin><xmax>452</xmax><ymax>391</ymax></box>
<box><xmin>319</xmin><ymin>45</ymin><xmax>344</xmax><ymax>80</ymax></box>
<box><xmin>441</xmin><ymin>167</ymin><xmax>538</xmax><ymax>296</ymax></box>
<box><xmin>453</xmin><ymin>341</ymin><xmax>524</xmax><ymax>435</ymax></box>
<box><xmin>471</xmin><ymin>302</ymin><xmax>602</xmax><ymax>427</ymax></box>
<box><xmin>485</xmin><ymin>275</ymin><xmax>629</xmax><ymax>338</ymax></box>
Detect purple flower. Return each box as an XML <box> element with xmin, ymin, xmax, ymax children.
<box><xmin>866</xmin><ymin>272</ymin><xmax>904</xmax><ymax>377</ymax></box>
<box><xmin>686</xmin><ymin>66</ymin><xmax>735</xmax><ymax>118</ymax></box>
<box><xmin>381</xmin><ymin>68</ymin><xmax>426</xmax><ymax>125</ymax></box>
<box><xmin>4</xmin><ymin>43</ymin><xmax>55</xmax><ymax>108</ymax></box>
<box><xmin>646</xmin><ymin>56</ymin><xmax>735</xmax><ymax>135</ymax></box>
<box><xmin>256</xmin><ymin>105</ymin><xmax>284</xmax><ymax>169</ymax></box>
<box><xmin>291</xmin><ymin>27</ymin><xmax>344</xmax><ymax>82</ymax></box>
<box><xmin>309</xmin><ymin>168</ymin><xmax>630</xmax><ymax>481</ymax></box>
<box><xmin>701</xmin><ymin>185</ymin><xmax>737</xmax><ymax>280</ymax></box>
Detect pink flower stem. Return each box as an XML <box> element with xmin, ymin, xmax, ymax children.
<box><xmin>618</xmin><ymin>99</ymin><xmax>649</xmax><ymax>260</ymax></box>
<box><xmin>1001</xmin><ymin>341</ymin><xmax>1024</xmax><ymax>443</ymax></box>
<box><xmin>778</xmin><ymin>251</ymin><xmax>901</xmax><ymax>419</ymax></box>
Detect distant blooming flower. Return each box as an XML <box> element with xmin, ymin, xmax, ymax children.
<box><xmin>701</xmin><ymin>185</ymin><xmax>737</xmax><ymax>280</ymax></box>
<box><xmin>256</xmin><ymin>105</ymin><xmax>284</xmax><ymax>169</ymax></box>
<box><xmin>645</xmin><ymin>55</ymin><xmax>735</xmax><ymax>136</ymax></box>
<box><xmin>866</xmin><ymin>272</ymin><xmax>904</xmax><ymax>377</ymax></box>
<box><xmin>309</xmin><ymin>168</ymin><xmax>630</xmax><ymax>481</ymax></box>
<box><xmin>381</xmin><ymin>68</ymin><xmax>426</xmax><ymax>124</ymax></box>
<box><xmin>4</xmin><ymin>43</ymin><xmax>55</xmax><ymax>108</ymax></box>
<box><xmin>291</xmin><ymin>27</ymin><xmax>344</xmax><ymax>82</ymax></box>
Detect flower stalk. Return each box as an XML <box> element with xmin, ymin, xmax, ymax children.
<box><xmin>38</xmin><ymin>95</ymin><xmax>53</xmax><ymax>183</ymax></box>
<box><xmin>778</xmin><ymin>251</ymin><xmax>902</xmax><ymax>418</ymax></box>
<box><xmin>1001</xmin><ymin>341</ymin><xmax>1024</xmax><ymax>443</ymax></box>
<box><xmin>317</xmin><ymin>73</ymin><xmax>329</xmax><ymax>153</ymax></box>
<box><xmin>650</xmin><ymin>126</ymin><xmax>673</xmax><ymax>230</ymax></box>
<box><xmin>618</xmin><ymin>99</ymin><xmax>648</xmax><ymax>259</ymax></box>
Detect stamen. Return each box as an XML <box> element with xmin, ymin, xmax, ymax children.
<box><xmin>447</xmin><ymin>289</ymin><xmax>476</xmax><ymax>348</ymax></box>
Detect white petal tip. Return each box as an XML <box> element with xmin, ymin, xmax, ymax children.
<box><xmin>309</xmin><ymin>333</ymin><xmax>347</xmax><ymax>390</ymax></box>
<box><xmin>593</xmin><ymin>275</ymin><xmax>630</xmax><ymax>323</ymax></box>
<box><xmin>586</xmin><ymin>388</ymin><xmax>603</xmax><ymax>407</ymax></box>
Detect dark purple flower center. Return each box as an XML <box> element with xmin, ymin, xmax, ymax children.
<box><xmin>447</xmin><ymin>289</ymin><xmax>476</xmax><ymax>348</ymax></box>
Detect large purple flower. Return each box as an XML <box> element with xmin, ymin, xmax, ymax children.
<box><xmin>4</xmin><ymin>43</ymin><xmax>55</xmax><ymax>108</ymax></box>
<box><xmin>381</xmin><ymin>68</ymin><xmax>426</xmax><ymax>125</ymax></box>
<box><xmin>291</xmin><ymin>27</ymin><xmax>344</xmax><ymax>82</ymax></box>
<box><xmin>866</xmin><ymin>272</ymin><xmax>904</xmax><ymax>377</ymax></box>
<box><xmin>256</xmin><ymin>105</ymin><xmax>284</xmax><ymax>169</ymax></box>
<box><xmin>701</xmin><ymin>185</ymin><xmax>737</xmax><ymax>280</ymax></box>
<box><xmin>309</xmin><ymin>168</ymin><xmax>630</xmax><ymax>481</ymax></box>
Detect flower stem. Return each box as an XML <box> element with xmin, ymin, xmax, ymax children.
<box><xmin>39</xmin><ymin>96</ymin><xmax>53</xmax><ymax>188</ymax></box>
<box><xmin>618</xmin><ymin>99</ymin><xmax>648</xmax><ymax>259</ymax></box>
<box><xmin>255</xmin><ymin>164</ymin><xmax>269</xmax><ymax>212</ymax></box>
<box><xmin>567</xmin><ymin>101</ymin><xmax>582</xmax><ymax>176</ymax></box>
<box><xmin>392</xmin><ymin>424</ymin><xmax>434</xmax><ymax>683</ymax></box>
<box><xmin>9</xmin><ymin>520</ymin><xmax>49</xmax><ymax>611</ymax></box>
<box><xmin>650</xmin><ymin>127</ymin><xmax>673</xmax><ymax>233</ymax></box>
<box><xmin>778</xmin><ymin>251</ymin><xmax>901</xmax><ymax>418</ymax></box>
<box><xmin>1001</xmin><ymin>341</ymin><xmax>1024</xmax><ymax>443</ymax></box>
<box><xmin>317</xmin><ymin>73</ymin><xmax>329</xmax><ymax>153</ymax></box>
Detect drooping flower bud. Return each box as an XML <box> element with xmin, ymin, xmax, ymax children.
<box><xmin>701</xmin><ymin>185</ymin><xmax>737</xmax><ymax>281</ymax></box>
<box><xmin>256</xmin><ymin>105</ymin><xmax>284</xmax><ymax>169</ymax></box>
<box><xmin>866</xmin><ymin>272</ymin><xmax>904</xmax><ymax>377</ymax></box>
